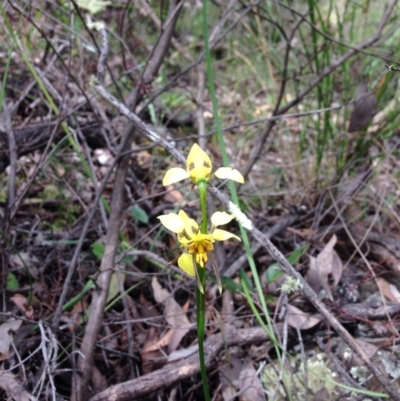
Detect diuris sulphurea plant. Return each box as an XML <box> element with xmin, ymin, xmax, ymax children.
<box><xmin>159</xmin><ymin>143</ymin><xmax>244</xmax><ymax>401</ymax></box>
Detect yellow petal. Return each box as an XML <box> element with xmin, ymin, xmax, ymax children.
<box><xmin>178</xmin><ymin>253</ymin><xmax>196</xmax><ymax>276</ymax></box>
<box><xmin>178</xmin><ymin>210</ymin><xmax>199</xmax><ymax>238</ymax></box>
<box><xmin>192</xmin><ymin>233</ymin><xmax>215</xmax><ymax>244</ymax></box>
<box><xmin>212</xmin><ymin>228</ymin><xmax>241</xmax><ymax>242</ymax></box>
<box><xmin>211</xmin><ymin>211</ymin><xmax>234</xmax><ymax>227</ymax></box>
<box><xmin>163</xmin><ymin>167</ymin><xmax>190</xmax><ymax>186</ymax></box>
<box><xmin>214</xmin><ymin>167</ymin><xmax>244</xmax><ymax>183</ymax></box>
<box><xmin>157</xmin><ymin>213</ymin><xmax>185</xmax><ymax>233</ymax></box>
<box><xmin>186</xmin><ymin>143</ymin><xmax>212</xmax><ymax>182</ymax></box>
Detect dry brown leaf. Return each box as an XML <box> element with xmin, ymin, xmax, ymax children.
<box><xmin>0</xmin><ymin>320</ymin><xmax>22</xmax><ymax>361</ymax></box>
<box><xmin>140</xmin><ymin>327</ymin><xmax>164</xmax><ymax>375</ymax></box>
<box><xmin>376</xmin><ymin>277</ymin><xmax>400</xmax><ymax>302</ymax></box>
<box><xmin>163</xmin><ymin>185</ymin><xmax>184</xmax><ymax>203</ymax></box>
<box><xmin>317</xmin><ymin>235</ymin><xmax>340</xmax><ymax>300</ymax></box>
<box><xmin>144</xmin><ymin>329</ymin><xmax>175</xmax><ymax>353</ymax></box>
<box><xmin>330</xmin><ymin>253</ymin><xmax>343</xmax><ymax>288</ymax></box>
<box><xmin>139</xmin><ymin>292</ymin><xmax>160</xmax><ymax>320</ymax></box>
<box><xmin>355</xmin><ymin>338</ymin><xmax>379</xmax><ymax>359</ymax></box>
<box><xmin>287</xmin><ymin>227</ymin><xmax>318</xmax><ymax>238</ymax></box>
<box><xmin>9</xmin><ymin>294</ymin><xmax>35</xmax><ymax>319</ymax></box>
<box><xmin>65</xmin><ymin>297</ymin><xmax>89</xmax><ymax>330</ymax></box>
<box><xmin>0</xmin><ymin>367</ymin><xmax>37</xmax><ymax>400</ymax></box>
<box><xmin>91</xmin><ymin>365</ymin><xmax>106</xmax><ymax>392</ymax></box>
<box><xmin>340</xmin><ymin>338</ymin><xmax>379</xmax><ymax>369</ymax></box>
<box><xmin>306</xmin><ymin>255</ymin><xmax>322</xmax><ymax>294</ymax></box>
<box><xmin>9</xmin><ymin>252</ymin><xmax>39</xmax><ymax>279</ymax></box>
<box><xmin>313</xmin><ymin>388</ymin><xmax>330</xmax><ymax>401</ymax></box>
<box><xmin>143</xmin><ymin>302</ymin><xmax>190</xmax><ymax>353</ymax></box>
<box><xmin>106</xmin><ymin>271</ymin><xmax>124</xmax><ymax>304</ymax></box>
<box><xmin>150</xmin><ymin>277</ymin><xmax>194</xmax><ymax>354</ymax></box>
<box><xmin>308</xmin><ymin>235</ymin><xmax>343</xmax><ymax>301</ymax></box>
<box><xmin>286</xmin><ymin>304</ymin><xmax>321</xmax><ymax>330</ymax></box>
<box><xmin>337</xmin><ymin>168</ymin><xmax>372</xmax><ymax>201</ymax></box>
<box><xmin>236</xmin><ymin>361</ymin><xmax>265</xmax><ymax>401</ymax></box>
<box><xmin>376</xmin><ymin>277</ymin><xmax>394</xmax><ymax>301</ymax></box>
<box><xmin>167</xmin><ymin>298</ymin><xmax>192</xmax><ymax>353</ymax></box>
<box><xmin>389</xmin><ymin>284</ymin><xmax>400</xmax><ymax>302</ymax></box>
<box><xmin>220</xmin><ymin>355</ymin><xmax>248</xmax><ymax>401</ymax></box>
<box><xmin>168</xmin><ymin>344</ymin><xmax>198</xmax><ymax>362</ymax></box>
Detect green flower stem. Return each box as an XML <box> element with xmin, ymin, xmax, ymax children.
<box><xmin>196</xmin><ymin>180</ymin><xmax>211</xmax><ymax>401</ymax></box>
<box><xmin>198</xmin><ymin>181</ymin><xmax>208</xmax><ymax>234</ymax></box>
<box><xmin>201</xmin><ymin>0</ymin><xmax>289</xmax><ymax>395</ymax></box>
<box><xmin>195</xmin><ymin>271</ymin><xmax>209</xmax><ymax>401</ymax></box>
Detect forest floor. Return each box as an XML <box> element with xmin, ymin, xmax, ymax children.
<box><xmin>1</xmin><ymin>1</ymin><xmax>400</xmax><ymax>400</ymax></box>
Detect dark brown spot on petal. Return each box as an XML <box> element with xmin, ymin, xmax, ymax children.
<box><xmin>188</xmin><ymin>162</ymin><xmax>195</xmax><ymax>171</ymax></box>
<box><xmin>191</xmin><ymin>225</ymin><xmax>197</xmax><ymax>234</ymax></box>
<box><xmin>203</xmin><ymin>161</ymin><xmax>211</xmax><ymax>168</ymax></box>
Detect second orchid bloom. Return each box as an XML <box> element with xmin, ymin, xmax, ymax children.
<box><xmin>158</xmin><ymin>210</ymin><xmax>240</xmax><ymax>291</ymax></box>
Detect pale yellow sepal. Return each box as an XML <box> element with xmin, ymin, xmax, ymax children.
<box><xmin>157</xmin><ymin>213</ymin><xmax>185</xmax><ymax>233</ymax></box>
<box><xmin>211</xmin><ymin>211</ymin><xmax>234</xmax><ymax>227</ymax></box>
<box><xmin>214</xmin><ymin>167</ymin><xmax>244</xmax><ymax>183</ymax></box>
<box><xmin>212</xmin><ymin>228</ymin><xmax>241</xmax><ymax>241</ymax></box>
<box><xmin>178</xmin><ymin>253</ymin><xmax>196</xmax><ymax>276</ymax></box>
<box><xmin>162</xmin><ymin>167</ymin><xmax>190</xmax><ymax>186</ymax></box>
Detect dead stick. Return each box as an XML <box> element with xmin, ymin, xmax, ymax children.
<box><xmin>89</xmin><ymin>327</ymin><xmax>269</xmax><ymax>401</ymax></box>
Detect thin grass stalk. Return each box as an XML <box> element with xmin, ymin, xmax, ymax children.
<box><xmin>201</xmin><ymin>0</ymin><xmax>292</xmax><ymax>395</ymax></box>
<box><xmin>316</xmin><ymin>1</ymin><xmax>335</xmax><ymax>173</ymax></box>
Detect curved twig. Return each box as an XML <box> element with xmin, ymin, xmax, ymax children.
<box><xmin>89</xmin><ymin>327</ymin><xmax>270</xmax><ymax>401</ymax></box>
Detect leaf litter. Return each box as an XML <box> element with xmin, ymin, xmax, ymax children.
<box><xmin>306</xmin><ymin>235</ymin><xmax>344</xmax><ymax>301</ymax></box>
<box><xmin>1</xmin><ymin>2</ymin><xmax>400</xmax><ymax>400</ymax></box>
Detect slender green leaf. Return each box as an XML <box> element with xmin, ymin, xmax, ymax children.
<box><xmin>130</xmin><ymin>205</ymin><xmax>149</xmax><ymax>224</ymax></box>
<box><xmin>7</xmin><ymin>273</ymin><xmax>19</xmax><ymax>290</ymax></box>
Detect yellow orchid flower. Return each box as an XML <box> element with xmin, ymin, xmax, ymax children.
<box><xmin>163</xmin><ymin>143</ymin><xmax>244</xmax><ymax>186</ymax></box>
<box><xmin>158</xmin><ymin>210</ymin><xmax>240</xmax><ymax>291</ymax></box>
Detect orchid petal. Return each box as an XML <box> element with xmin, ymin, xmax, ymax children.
<box><xmin>178</xmin><ymin>210</ymin><xmax>199</xmax><ymax>238</ymax></box>
<box><xmin>211</xmin><ymin>211</ymin><xmax>234</xmax><ymax>227</ymax></box>
<box><xmin>214</xmin><ymin>167</ymin><xmax>244</xmax><ymax>183</ymax></box>
<box><xmin>178</xmin><ymin>253</ymin><xmax>196</xmax><ymax>276</ymax></box>
<box><xmin>212</xmin><ymin>228</ymin><xmax>241</xmax><ymax>242</ymax></box>
<box><xmin>162</xmin><ymin>167</ymin><xmax>190</xmax><ymax>186</ymax></box>
<box><xmin>186</xmin><ymin>143</ymin><xmax>212</xmax><ymax>182</ymax></box>
<box><xmin>157</xmin><ymin>213</ymin><xmax>185</xmax><ymax>233</ymax></box>
<box><xmin>193</xmin><ymin>233</ymin><xmax>215</xmax><ymax>244</ymax></box>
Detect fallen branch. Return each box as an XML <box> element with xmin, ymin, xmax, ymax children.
<box><xmin>89</xmin><ymin>327</ymin><xmax>269</xmax><ymax>401</ymax></box>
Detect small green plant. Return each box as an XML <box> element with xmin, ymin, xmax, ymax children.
<box><xmin>265</xmin><ymin>244</ymin><xmax>310</xmax><ymax>285</ymax></box>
